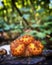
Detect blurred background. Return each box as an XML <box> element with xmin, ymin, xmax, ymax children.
<box><xmin>0</xmin><ymin>0</ymin><xmax>52</xmax><ymax>49</ymax></box>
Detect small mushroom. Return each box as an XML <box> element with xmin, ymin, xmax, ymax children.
<box><xmin>0</xmin><ymin>48</ymin><xmax>7</xmax><ymax>55</ymax></box>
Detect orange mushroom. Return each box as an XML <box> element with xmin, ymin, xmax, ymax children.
<box><xmin>10</xmin><ymin>35</ymin><xmax>44</xmax><ymax>57</ymax></box>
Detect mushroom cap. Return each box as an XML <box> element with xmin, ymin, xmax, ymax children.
<box><xmin>10</xmin><ymin>35</ymin><xmax>44</xmax><ymax>57</ymax></box>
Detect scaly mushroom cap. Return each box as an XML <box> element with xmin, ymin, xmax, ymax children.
<box><xmin>19</xmin><ymin>35</ymin><xmax>34</xmax><ymax>45</ymax></box>
<box><xmin>27</xmin><ymin>40</ymin><xmax>44</xmax><ymax>55</ymax></box>
<box><xmin>10</xmin><ymin>35</ymin><xmax>44</xmax><ymax>57</ymax></box>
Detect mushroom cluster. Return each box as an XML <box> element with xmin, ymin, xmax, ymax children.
<box><xmin>10</xmin><ymin>35</ymin><xmax>44</xmax><ymax>57</ymax></box>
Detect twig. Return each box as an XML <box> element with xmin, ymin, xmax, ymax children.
<box><xmin>11</xmin><ymin>0</ymin><xmax>29</xmax><ymax>25</ymax></box>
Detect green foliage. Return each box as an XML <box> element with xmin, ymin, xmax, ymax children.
<box><xmin>0</xmin><ymin>0</ymin><xmax>52</xmax><ymax>45</ymax></box>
